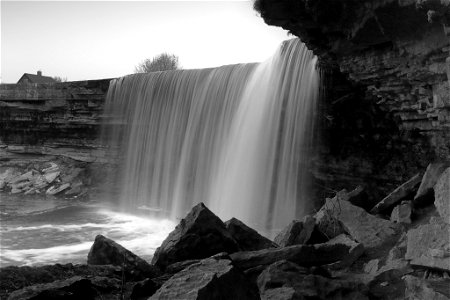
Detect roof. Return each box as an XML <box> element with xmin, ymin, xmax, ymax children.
<box><xmin>17</xmin><ymin>73</ymin><xmax>56</xmax><ymax>84</ymax></box>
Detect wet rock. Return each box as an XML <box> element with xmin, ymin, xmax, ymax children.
<box><xmin>224</xmin><ymin>217</ymin><xmax>277</xmax><ymax>251</ymax></box>
<box><xmin>87</xmin><ymin>235</ymin><xmax>160</xmax><ymax>279</ymax></box>
<box><xmin>7</xmin><ymin>276</ymin><xmax>97</xmax><ymax>300</ymax></box>
<box><xmin>274</xmin><ymin>215</ymin><xmax>315</xmax><ymax>247</ymax></box>
<box><xmin>130</xmin><ymin>278</ymin><xmax>159</xmax><ymax>300</ymax></box>
<box><xmin>151</xmin><ymin>203</ymin><xmax>239</xmax><ymax>269</ymax></box>
<box><xmin>405</xmin><ymin>219</ymin><xmax>450</xmax><ymax>271</ymax></box>
<box><xmin>404</xmin><ymin>275</ymin><xmax>450</xmax><ymax>300</ymax></box>
<box><xmin>315</xmin><ymin>194</ymin><xmax>400</xmax><ymax>255</ymax></box>
<box><xmin>230</xmin><ymin>239</ymin><xmax>362</xmax><ymax>271</ymax></box>
<box><xmin>150</xmin><ymin>258</ymin><xmax>259</xmax><ymax>300</ymax></box>
<box><xmin>371</xmin><ymin>173</ymin><xmax>421</xmax><ymax>214</ymax></box>
<box><xmin>324</xmin><ymin>234</ymin><xmax>364</xmax><ymax>270</ymax></box>
<box><xmin>46</xmin><ymin>183</ymin><xmax>70</xmax><ymax>195</ymax></box>
<box><xmin>434</xmin><ymin>167</ymin><xmax>450</xmax><ymax>224</ymax></box>
<box><xmin>390</xmin><ymin>201</ymin><xmax>412</xmax><ymax>224</ymax></box>
<box><xmin>415</xmin><ymin>162</ymin><xmax>450</xmax><ymax>205</ymax></box>
<box><xmin>257</xmin><ymin>260</ymin><xmax>368</xmax><ymax>300</ymax></box>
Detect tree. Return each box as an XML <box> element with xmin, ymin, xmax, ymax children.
<box><xmin>53</xmin><ymin>76</ymin><xmax>67</xmax><ymax>82</ymax></box>
<box><xmin>135</xmin><ymin>53</ymin><xmax>180</xmax><ymax>73</ymax></box>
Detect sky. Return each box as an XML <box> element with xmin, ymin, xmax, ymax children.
<box><xmin>1</xmin><ymin>1</ymin><xmax>290</xmax><ymax>83</ymax></box>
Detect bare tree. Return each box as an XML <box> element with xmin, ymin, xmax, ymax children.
<box><xmin>53</xmin><ymin>76</ymin><xmax>67</xmax><ymax>82</ymax></box>
<box><xmin>135</xmin><ymin>53</ymin><xmax>180</xmax><ymax>73</ymax></box>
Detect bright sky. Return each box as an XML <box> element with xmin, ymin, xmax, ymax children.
<box><xmin>1</xmin><ymin>1</ymin><xmax>290</xmax><ymax>83</ymax></box>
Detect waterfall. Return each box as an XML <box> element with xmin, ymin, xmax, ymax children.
<box><xmin>103</xmin><ymin>38</ymin><xmax>319</xmax><ymax>235</ymax></box>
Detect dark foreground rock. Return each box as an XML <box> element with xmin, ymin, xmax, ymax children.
<box><xmin>150</xmin><ymin>258</ymin><xmax>259</xmax><ymax>300</ymax></box>
<box><xmin>414</xmin><ymin>162</ymin><xmax>450</xmax><ymax>205</ymax></box>
<box><xmin>273</xmin><ymin>215</ymin><xmax>315</xmax><ymax>247</ymax></box>
<box><xmin>434</xmin><ymin>167</ymin><xmax>450</xmax><ymax>223</ymax></box>
<box><xmin>225</xmin><ymin>217</ymin><xmax>278</xmax><ymax>251</ymax></box>
<box><xmin>151</xmin><ymin>202</ymin><xmax>239</xmax><ymax>269</ymax></box>
<box><xmin>404</xmin><ymin>275</ymin><xmax>450</xmax><ymax>300</ymax></box>
<box><xmin>130</xmin><ymin>278</ymin><xmax>159</xmax><ymax>300</ymax></box>
<box><xmin>257</xmin><ymin>260</ymin><xmax>368</xmax><ymax>300</ymax></box>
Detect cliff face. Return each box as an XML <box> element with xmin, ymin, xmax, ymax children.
<box><xmin>256</xmin><ymin>0</ymin><xmax>450</xmax><ymax>202</ymax></box>
<box><xmin>0</xmin><ymin>80</ymin><xmax>111</xmax><ymax>162</ymax></box>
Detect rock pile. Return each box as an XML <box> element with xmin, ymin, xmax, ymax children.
<box><xmin>1</xmin><ymin>162</ymin><xmax>449</xmax><ymax>299</ymax></box>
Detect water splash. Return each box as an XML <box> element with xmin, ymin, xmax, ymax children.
<box><xmin>104</xmin><ymin>38</ymin><xmax>319</xmax><ymax>234</ymax></box>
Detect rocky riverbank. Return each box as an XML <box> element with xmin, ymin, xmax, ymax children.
<box><xmin>1</xmin><ymin>162</ymin><xmax>449</xmax><ymax>300</ymax></box>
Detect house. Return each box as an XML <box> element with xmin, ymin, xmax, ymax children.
<box><xmin>17</xmin><ymin>71</ymin><xmax>56</xmax><ymax>84</ymax></box>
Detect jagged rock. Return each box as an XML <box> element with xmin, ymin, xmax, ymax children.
<box><xmin>165</xmin><ymin>259</ymin><xmax>201</xmax><ymax>274</ymax></box>
<box><xmin>130</xmin><ymin>278</ymin><xmax>159</xmax><ymax>300</ymax></box>
<box><xmin>46</xmin><ymin>183</ymin><xmax>70</xmax><ymax>195</ymax></box>
<box><xmin>87</xmin><ymin>235</ymin><xmax>160</xmax><ymax>279</ymax></box>
<box><xmin>44</xmin><ymin>171</ymin><xmax>60</xmax><ymax>184</ymax></box>
<box><xmin>150</xmin><ymin>258</ymin><xmax>259</xmax><ymax>300</ymax></box>
<box><xmin>324</xmin><ymin>234</ymin><xmax>364</xmax><ymax>270</ymax></box>
<box><xmin>405</xmin><ymin>218</ymin><xmax>450</xmax><ymax>271</ymax></box>
<box><xmin>9</xmin><ymin>171</ymin><xmax>34</xmax><ymax>185</ymax></box>
<box><xmin>42</xmin><ymin>163</ymin><xmax>59</xmax><ymax>174</ymax></box>
<box><xmin>230</xmin><ymin>239</ymin><xmax>363</xmax><ymax>271</ymax></box>
<box><xmin>371</xmin><ymin>173</ymin><xmax>421</xmax><ymax>214</ymax></box>
<box><xmin>415</xmin><ymin>162</ymin><xmax>450</xmax><ymax>205</ymax></box>
<box><xmin>314</xmin><ymin>203</ymin><xmax>347</xmax><ymax>240</ymax></box>
<box><xmin>434</xmin><ymin>167</ymin><xmax>450</xmax><ymax>224</ymax></box>
<box><xmin>7</xmin><ymin>276</ymin><xmax>97</xmax><ymax>300</ymax></box>
<box><xmin>368</xmin><ymin>267</ymin><xmax>412</xmax><ymax>300</ymax></box>
<box><xmin>404</xmin><ymin>275</ymin><xmax>450</xmax><ymax>300</ymax></box>
<box><xmin>151</xmin><ymin>203</ymin><xmax>239</xmax><ymax>269</ymax></box>
<box><xmin>391</xmin><ymin>201</ymin><xmax>412</xmax><ymax>224</ymax></box>
<box><xmin>257</xmin><ymin>260</ymin><xmax>368</xmax><ymax>300</ymax></box>
<box><xmin>274</xmin><ymin>215</ymin><xmax>315</xmax><ymax>247</ymax></box>
<box><xmin>224</xmin><ymin>217</ymin><xmax>277</xmax><ymax>251</ymax></box>
<box><xmin>315</xmin><ymin>195</ymin><xmax>400</xmax><ymax>254</ymax></box>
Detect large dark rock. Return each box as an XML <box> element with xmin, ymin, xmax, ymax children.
<box><xmin>149</xmin><ymin>258</ymin><xmax>259</xmax><ymax>300</ymax></box>
<box><xmin>7</xmin><ymin>276</ymin><xmax>97</xmax><ymax>300</ymax></box>
<box><xmin>225</xmin><ymin>217</ymin><xmax>277</xmax><ymax>251</ymax></box>
<box><xmin>434</xmin><ymin>167</ymin><xmax>450</xmax><ymax>223</ymax></box>
<box><xmin>414</xmin><ymin>162</ymin><xmax>450</xmax><ymax>205</ymax></box>
<box><xmin>230</xmin><ymin>238</ymin><xmax>362</xmax><ymax>271</ymax></box>
<box><xmin>257</xmin><ymin>260</ymin><xmax>368</xmax><ymax>300</ymax></box>
<box><xmin>404</xmin><ymin>275</ymin><xmax>450</xmax><ymax>300</ymax></box>
<box><xmin>151</xmin><ymin>203</ymin><xmax>239</xmax><ymax>269</ymax></box>
<box><xmin>324</xmin><ymin>234</ymin><xmax>364</xmax><ymax>270</ymax></box>
<box><xmin>87</xmin><ymin>235</ymin><xmax>160</xmax><ymax>279</ymax></box>
<box><xmin>130</xmin><ymin>278</ymin><xmax>159</xmax><ymax>300</ymax></box>
<box><xmin>371</xmin><ymin>173</ymin><xmax>421</xmax><ymax>214</ymax></box>
<box><xmin>273</xmin><ymin>215</ymin><xmax>315</xmax><ymax>247</ymax></box>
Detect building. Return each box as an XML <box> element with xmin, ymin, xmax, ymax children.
<box><xmin>17</xmin><ymin>71</ymin><xmax>56</xmax><ymax>84</ymax></box>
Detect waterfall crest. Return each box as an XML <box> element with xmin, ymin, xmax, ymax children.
<box><xmin>104</xmin><ymin>38</ymin><xmax>319</xmax><ymax>234</ymax></box>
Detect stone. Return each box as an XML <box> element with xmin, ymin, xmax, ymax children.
<box><xmin>149</xmin><ymin>258</ymin><xmax>259</xmax><ymax>300</ymax></box>
<box><xmin>315</xmin><ymin>195</ymin><xmax>400</xmax><ymax>254</ymax></box>
<box><xmin>87</xmin><ymin>234</ymin><xmax>160</xmax><ymax>279</ymax></box>
<box><xmin>257</xmin><ymin>260</ymin><xmax>368</xmax><ymax>300</ymax></box>
<box><xmin>8</xmin><ymin>171</ymin><xmax>34</xmax><ymax>185</ymax></box>
<box><xmin>324</xmin><ymin>234</ymin><xmax>364</xmax><ymax>270</ymax></box>
<box><xmin>371</xmin><ymin>173</ymin><xmax>421</xmax><ymax>214</ymax></box>
<box><xmin>224</xmin><ymin>217</ymin><xmax>277</xmax><ymax>251</ymax></box>
<box><xmin>314</xmin><ymin>203</ymin><xmax>347</xmax><ymax>240</ymax></box>
<box><xmin>151</xmin><ymin>203</ymin><xmax>239</xmax><ymax>269</ymax></box>
<box><xmin>230</xmin><ymin>239</ymin><xmax>363</xmax><ymax>271</ymax></box>
<box><xmin>404</xmin><ymin>275</ymin><xmax>450</xmax><ymax>300</ymax></box>
<box><xmin>368</xmin><ymin>267</ymin><xmax>412</xmax><ymax>300</ymax></box>
<box><xmin>405</xmin><ymin>220</ymin><xmax>450</xmax><ymax>271</ymax></box>
<box><xmin>130</xmin><ymin>278</ymin><xmax>159</xmax><ymax>300</ymax></box>
<box><xmin>44</xmin><ymin>171</ymin><xmax>60</xmax><ymax>184</ymax></box>
<box><xmin>274</xmin><ymin>215</ymin><xmax>315</xmax><ymax>247</ymax></box>
<box><xmin>434</xmin><ymin>167</ymin><xmax>450</xmax><ymax>223</ymax></box>
<box><xmin>345</xmin><ymin>185</ymin><xmax>371</xmax><ymax>210</ymax></box>
<box><xmin>42</xmin><ymin>162</ymin><xmax>59</xmax><ymax>173</ymax></box>
<box><xmin>390</xmin><ymin>201</ymin><xmax>412</xmax><ymax>224</ymax></box>
<box><xmin>415</xmin><ymin>162</ymin><xmax>450</xmax><ymax>205</ymax></box>
<box><xmin>7</xmin><ymin>276</ymin><xmax>98</xmax><ymax>300</ymax></box>
<box><xmin>46</xmin><ymin>183</ymin><xmax>70</xmax><ymax>195</ymax></box>
<box><xmin>165</xmin><ymin>259</ymin><xmax>201</xmax><ymax>274</ymax></box>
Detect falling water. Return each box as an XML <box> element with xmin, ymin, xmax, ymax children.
<box><xmin>104</xmin><ymin>38</ymin><xmax>319</xmax><ymax>234</ymax></box>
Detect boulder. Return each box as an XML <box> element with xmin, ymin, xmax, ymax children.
<box><xmin>371</xmin><ymin>173</ymin><xmax>421</xmax><ymax>214</ymax></box>
<box><xmin>314</xmin><ymin>205</ymin><xmax>347</xmax><ymax>240</ymax></box>
<box><xmin>149</xmin><ymin>258</ymin><xmax>259</xmax><ymax>300</ymax></box>
<box><xmin>315</xmin><ymin>195</ymin><xmax>400</xmax><ymax>255</ymax></box>
<box><xmin>404</xmin><ymin>275</ymin><xmax>450</xmax><ymax>300</ymax></box>
<box><xmin>46</xmin><ymin>183</ymin><xmax>71</xmax><ymax>195</ymax></box>
<box><xmin>405</xmin><ymin>219</ymin><xmax>450</xmax><ymax>271</ymax></box>
<box><xmin>43</xmin><ymin>171</ymin><xmax>60</xmax><ymax>184</ymax></box>
<box><xmin>225</xmin><ymin>217</ymin><xmax>277</xmax><ymax>251</ymax></box>
<box><xmin>414</xmin><ymin>162</ymin><xmax>450</xmax><ymax>205</ymax></box>
<box><xmin>368</xmin><ymin>267</ymin><xmax>412</xmax><ymax>300</ymax></box>
<box><xmin>390</xmin><ymin>201</ymin><xmax>412</xmax><ymax>224</ymax></box>
<box><xmin>230</xmin><ymin>239</ymin><xmax>363</xmax><ymax>271</ymax></box>
<box><xmin>257</xmin><ymin>260</ymin><xmax>368</xmax><ymax>300</ymax></box>
<box><xmin>130</xmin><ymin>278</ymin><xmax>159</xmax><ymax>300</ymax></box>
<box><xmin>274</xmin><ymin>215</ymin><xmax>315</xmax><ymax>247</ymax></box>
<box><xmin>151</xmin><ymin>203</ymin><xmax>239</xmax><ymax>269</ymax></box>
<box><xmin>434</xmin><ymin>167</ymin><xmax>450</xmax><ymax>224</ymax></box>
<box><xmin>7</xmin><ymin>276</ymin><xmax>97</xmax><ymax>300</ymax></box>
<box><xmin>324</xmin><ymin>234</ymin><xmax>364</xmax><ymax>270</ymax></box>
<box><xmin>87</xmin><ymin>235</ymin><xmax>160</xmax><ymax>279</ymax></box>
